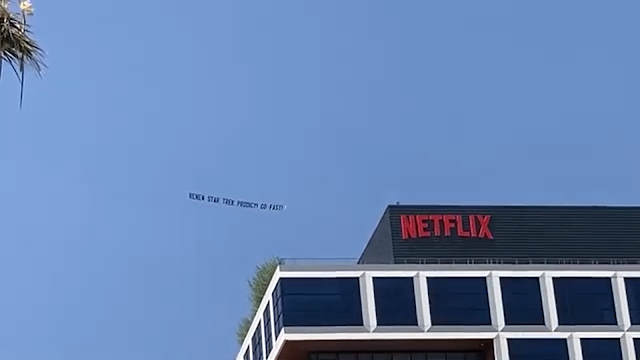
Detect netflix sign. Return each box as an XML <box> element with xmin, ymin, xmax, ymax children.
<box><xmin>400</xmin><ymin>214</ymin><xmax>494</xmax><ymax>240</ymax></box>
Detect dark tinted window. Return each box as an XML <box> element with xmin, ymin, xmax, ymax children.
<box><xmin>373</xmin><ymin>277</ymin><xmax>418</xmax><ymax>326</ymax></box>
<box><xmin>625</xmin><ymin>278</ymin><xmax>640</xmax><ymax>325</ymax></box>
<box><xmin>427</xmin><ymin>277</ymin><xmax>491</xmax><ymax>326</ymax></box>
<box><xmin>263</xmin><ymin>305</ymin><xmax>273</xmax><ymax>358</ymax></box>
<box><xmin>553</xmin><ymin>277</ymin><xmax>616</xmax><ymax>325</ymax></box>
<box><xmin>581</xmin><ymin>338</ymin><xmax>622</xmax><ymax>360</ymax></box>
<box><xmin>272</xmin><ymin>281</ymin><xmax>283</xmax><ymax>336</ymax></box>
<box><xmin>251</xmin><ymin>321</ymin><xmax>263</xmax><ymax>360</ymax></box>
<box><xmin>508</xmin><ymin>339</ymin><xmax>569</xmax><ymax>360</ymax></box>
<box><xmin>276</xmin><ymin>277</ymin><xmax>363</xmax><ymax>327</ymax></box>
<box><xmin>500</xmin><ymin>277</ymin><xmax>545</xmax><ymax>325</ymax></box>
<box><xmin>244</xmin><ymin>348</ymin><xmax>250</xmax><ymax>360</ymax></box>
<box><xmin>634</xmin><ymin>338</ymin><xmax>640</xmax><ymax>360</ymax></box>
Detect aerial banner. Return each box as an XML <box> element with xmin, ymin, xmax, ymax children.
<box><xmin>188</xmin><ymin>192</ymin><xmax>287</xmax><ymax>211</ymax></box>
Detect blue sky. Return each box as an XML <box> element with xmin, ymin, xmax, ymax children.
<box><xmin>1</xmin><ymin>1</ymin><xmax>639</xmax><ymax>359</ymax></box>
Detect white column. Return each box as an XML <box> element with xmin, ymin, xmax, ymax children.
<box><xmin>567</xmin><ymin>335</ymin><xmax>583</xmax><ymax>360</ymax></box>
<box><xmin>414</xmin><ymin>272</ymin><xmax>431</xmax><ymax>331</ymax></box>
<box><xmin>540</xmin><ymin>273</ymin><xmax>559</xmax><ymax>331</ymax></box>
<box><xmin>487</xmin><ymin>272</ymin><xmax>505</xmax><ymax>331</ymax></box>
<box><xmin>493</xmin><ymin>334</ymin><xmax>509</xmax><ymax>360</ymax></box>
<box><xmin>621</xmin><ymin>333</ymin><xmax>636</xmax><ymax>360</ymax></box>
<box><xmin>359</xmin><ymin>272</ymin><xmax>377</xmax><ymax>331</ymax></box>
<box><xmin>613</xmin><ymin>273</ymin><xmax>632</xmax><ymax>331</ymax></box>
<box><xmin>268</xmin><ymin>301</ymin><xmax>275</xmax><ymax>349</ymax></box>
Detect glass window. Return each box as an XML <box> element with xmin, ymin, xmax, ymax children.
<box><xmin>634</xmin><ymin>339</ymin><xmax>640</xmax><ymax>360</ymax></box>
<box><xmin>581</xmin><ymin>338</ymin><xmax>622</xmax><ymax>360</ymax></box>
<box><xmin>272</xmin><ymin>281</ymin><xmax>283</xmax><ymax>337</ymax></box>
<box><xmin>427</xmin><ymin>277</ymin><xmax>491</xmax><ymax>326</ymax></box>
<box><xmin>244</xmin><ymin>348</ymin><xmax>250</xmax><ymax>360</ymax></box>
<box><xmin>553</xmin><ymin>277</ymin><xmax>616</xmax><ymax>325</ymax></box>
<box><xmin>508</xmin><ymin>339</ymin><xmax>569</xmax><ymax>360</ymax></box>
<box><xmin>500</xmin><ymin>277</ymin><xmax>545</xmax><ymax>325</ymax></box>
<box><xmin>251</xmin><ymin>321</ymin><xmax>263</xmax><ymax>360</ymax></box>
<box><xmin>625</xmin><ymin>278</ymin><xmax>640</xmax><ymax>325</ymax></box>
<box><xmin>373</xmin><ymin>277</ymin><xmax>418</xmax><ymax>326</ymax></box>
<box><xmin>262</xmin><ymin>305</ymin><xmax>272</xmax><ymax>358</ymax></box>
<box><xmin>274</xmin><ymin>277</ymin><xmax>363</xmax><ymax>327</ymax></box>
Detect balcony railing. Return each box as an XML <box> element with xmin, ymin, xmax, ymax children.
<box><xmin>281</xmin><ymin>257</ymin><xmax>640</xmax><ymax>266</ymax></box>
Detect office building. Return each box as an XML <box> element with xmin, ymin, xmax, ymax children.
<box><xmin>235</xmin><ymin>205</ymin><xmax>640</xmax><ymax>360</ymax></box>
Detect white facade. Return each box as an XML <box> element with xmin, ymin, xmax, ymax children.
<box><xmin>235</xmin><ymin>265</ymin><xmax>640</xmax><ymax>360</ymax></box>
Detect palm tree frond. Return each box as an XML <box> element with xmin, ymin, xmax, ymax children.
<box><xmin>0</xmin><ymin>11</ymin><xmax>45</xmax><ymax>75</ymax></box>
<box><xmin>1</xmin><ymin>4</ymin><xmax>46</xmax><ymax>108</ymax></box>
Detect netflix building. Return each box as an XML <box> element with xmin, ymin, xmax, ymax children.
<box><xmin>235</xmin><ymin>205</ymin><xmax>640</xmax><ymax>360</ymax></box>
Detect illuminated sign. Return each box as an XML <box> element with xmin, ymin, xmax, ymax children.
<box><xmin>400</xmin><ymin>214</ymin><xmax>494</xmax><ymax>240</ymax></box>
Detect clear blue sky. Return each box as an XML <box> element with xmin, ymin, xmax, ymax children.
<box><xmin>1</xmin><ymin>1</ymin><xmax>639</xmax><ymax>359</ymax></box>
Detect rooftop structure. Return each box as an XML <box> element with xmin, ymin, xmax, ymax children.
<box><xmin>360</xmin><ymin>205</ymin><xmax>640</xmax><ymax>264</ymax></box>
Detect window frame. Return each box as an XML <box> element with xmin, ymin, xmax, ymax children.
<box><xmin>373</xmin><ymin>277</ymin><xmax>419</xmax><ymax>326</ymax></box>
<box><xmin>277</xmin><ymin>277</ymin><xmax>364</xmax><ymax>327</ymax></box>
<box><xmin>427</xmin><ymin>277</ymin><xmax>492</xmax><ymax>326</ymax></box>
<box><xmin>500</xmin><ymin>277</ymin><xmax>546</xmax><ymax>326</ymax></box>
<box><xmin>553</xmin><ymin>277</ymin><xmax>617</xmax><ymax>326</ymax></box>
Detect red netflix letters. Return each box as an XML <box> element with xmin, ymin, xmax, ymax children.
<box><xmin>400</xmin><ymin>214</ymin><xmax>494</xmax><ymax>240</ymax></box>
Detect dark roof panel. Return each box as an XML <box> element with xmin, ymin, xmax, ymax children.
<box><xmin>359</xmin><ymin>205</ymin><xmax>640</xmax><ymax>264</ymax></box>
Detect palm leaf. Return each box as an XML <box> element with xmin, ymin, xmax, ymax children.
<box><xmin>0</xmin><ymin>4</ymin><xmax>45</xmax><ymax>108</ymax></box>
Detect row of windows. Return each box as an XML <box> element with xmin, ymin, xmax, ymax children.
<box><xmin>249</xmin><ymin>300</ymin><xmax>276</xmax><ymax>360</ymax></box>
<box><xmin>509</xmin><ymin>338</ymin><xmax>628</xmax><ymax>360</ymax></box>
<box><xmin>273</xmin><ymin>280</ymin><xmax>284</xmax><ymax>336</ymax></box>
<box><xmin>248</xmin><ymin>300</ymin><xmax>633</xmax><ymax>360</ymax></box>
<box><xmin>304</xmin><ymin>339</ymin><xmax>635</xmax><ymax>360</ymax></box>
<box><xmin>246</xmin><ymin>337</ymin><xmax>640</xmax><ymax>360</ymax></box>
<box><xmin>250</xmin><ymin>320</ymin><xmax>263</xmax><ymax>360</ymax></box>
<box><xmin>306</xmin><ymin>339</ymin><xmax>628</xmax><ymax>360</ymax></box>
<box><xmin>309</xmin><ymin>352</ymin><xmax>483</xmax><ymax>360</ymax></box>
<box><xmin>267</xmin><ymin>276</ymin><xmax>640</xmax><ymax>327</ymax></box>
<box><xmin>262</xmin><ymin>306</ymin><xmax>273</xmax><ymax>358</ymax></box>
<box><xmin>243</xmin><ymin>277</ymin><xmax>640</xmax><ymax>360</ymax></box>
